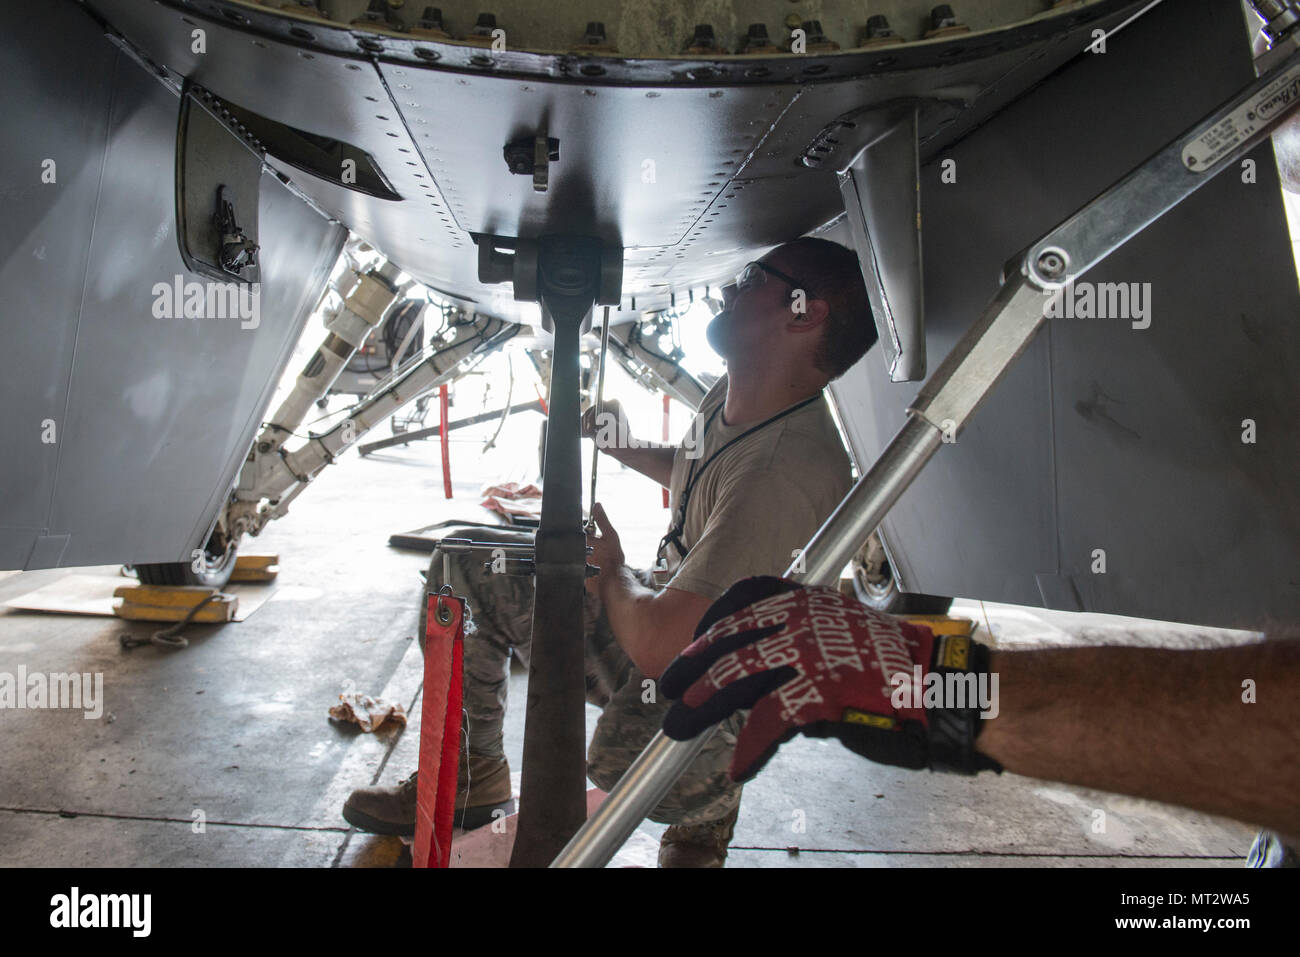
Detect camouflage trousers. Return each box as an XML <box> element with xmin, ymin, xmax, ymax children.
<box><xmin>421</xmin><ymin>525</ymin><xmax>743</xmax><ymax>827</ymax></box>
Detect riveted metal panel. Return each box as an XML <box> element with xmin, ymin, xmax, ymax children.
<box><xmin>0</xmin><ymin>0</ymin><xmax>345</xmax><ymax>569</ymax></box>
<box><xmin>85</xmin><ymin>0</ymin><xmax>1142</xmax><ymax>323</ymax></box>
<box><xmin>0</xmin><ymin>4</ymin><xmax>119</xmax><ymax>567</ymax></box>
<box><xmin>829</xmin><ymin>0</ymin><xmax>1300</xmax><ymax>629</ymax></box>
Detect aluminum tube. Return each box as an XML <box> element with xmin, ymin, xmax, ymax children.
<box><xmin>797</xmin><ymin>415</ymin><xmax>944</xmax><ymax>585</ymax></box>
<box><xmin>550</xmin><ymin>414</ymin><xmax>943</xmax><ymax>867</ymax></box>
<box><xmin>549</xmin><ymin>729</ymin><xmax>712</xmax><ymax>869</ymax></box>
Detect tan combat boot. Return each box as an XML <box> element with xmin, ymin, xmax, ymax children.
<box><xmin>454</xmin><ymin>753</ymin><xmax>515</xmax><ymax>829</ymax></box>
<box><xmin>342</xmin><ymin>755</ymin><xmax>514</xmax><ymax>836</ymax></box>
<box><xmin>657</xmin><ymin>805</ymin><xmax>740</xmax><ymax>868</ymax></box>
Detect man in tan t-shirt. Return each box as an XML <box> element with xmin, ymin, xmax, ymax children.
<box><xmin>342</xmin><ymin>237</ymin><xmax>876</xmax><ymax>867</ymax></box>
<box><xmin>645</xmin><ymin>371</ymin><xmax>853</xmax><ymax>600</ymax></box>
<box><xmin>578</xmin><ymin>236</ymin><xmax>875</xmax><ymax>864</ymax></box>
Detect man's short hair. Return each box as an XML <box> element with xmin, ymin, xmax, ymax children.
<box><xmin>773</xmin><ymin>237</ymin><xmax>877</xmax><ymax>380</ymax></box>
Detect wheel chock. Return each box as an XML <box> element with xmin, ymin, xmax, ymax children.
<box><xmin>112</xmin><ymin>585</ymin><xmax>237</xmax><ymax>623</ymax></box>
<box><xmin>230</xmin><ymin>554</ymin><xmax>279</xmax><ymax>582</ymax></box>
<box><xmin>899</xmin><ymin>615</ymin><xmax>973</xmax><ymax>637</ymax></box>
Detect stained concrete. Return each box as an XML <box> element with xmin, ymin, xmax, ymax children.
<box><xmin>0</xmin><ymin>407</ymin><xmax>1262</xmax><ymax>867</ymax></box>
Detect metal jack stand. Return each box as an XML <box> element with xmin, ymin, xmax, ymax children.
<box><xmin>550</xmin><ymin>18</ymin><xmax>1300</xmax><ymax>867</ymax></box>
<box><xmin>474</xmin><ymin>233</ymin><xmax>622</xmax><ymax>866</ymax></box>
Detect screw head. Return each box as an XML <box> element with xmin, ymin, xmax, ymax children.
<box><xmin>866</xmin><ymin>15</ymin><xmax>895</xmax><ymax>38</ymax></box>
<box><xmin>1036</xmin><ymin>249</ymin><xmax>1068</xmax><ymax>279</ymax></box>
<box><xmin>932</xmin><ymin>5</ymin><xmax>958</xmax><ymax>29</ymax></box>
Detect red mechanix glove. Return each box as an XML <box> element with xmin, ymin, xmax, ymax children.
<box><xmin>660</xmin><ymin>576</ymin><xmax>1003</xmax><ymax>783</ymax></box>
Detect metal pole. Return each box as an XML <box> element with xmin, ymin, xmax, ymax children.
<box><xmin>510</xmin><ymin>238</ymin><xmax>604</xmax><ymax>867</ymax></box>
<box><xmin>510</xmin><ymin>306</ymin><xmax>589</xmax><ymax>867</ymax></box>
<box><xmin>587</xmin><ymin>306</ymin><xmax>611</xmax><ymax>529</ymax></box>
<box><xmin>548</xmin><ymin>729</ymin><xmax>717</xmax><ymax>869</ymax></box>
<box><xmin>796</xmin><ymin>418</ymin><xmax>943</xmax><ymax>585</ymax></box>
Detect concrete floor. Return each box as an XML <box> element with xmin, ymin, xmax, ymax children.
<box><xmin>0</xmin><ymin>408</ymin><xmax>1263</xmax><ymax>868</ymax></box>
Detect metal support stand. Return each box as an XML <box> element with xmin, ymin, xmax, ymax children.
<box><xmin>473</xmin><ymin>233</ymin><xmax>622</xmax><ymax>867</ymax></box>
<box><xmin>550</xmin><ymin>31</ymin><xmax>1300</xmax><ymax>867</ymax></box>
<box><xmin>512</xmin><ymin>282</ymin><xmax>588</xmax><ymax>867</ymax></box>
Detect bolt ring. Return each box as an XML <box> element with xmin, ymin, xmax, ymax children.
<box><xmin>435</xmin><ymin>584</ymin><xmax>455</xmax><ymax>624</ymax></box>
<box><xmin>1035</xmin><ymin>247</ymin><xmax>1069</xmax><ymax>280</ymax></box>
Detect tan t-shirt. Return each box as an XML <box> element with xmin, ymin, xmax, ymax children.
<box><xmin>655</xmin><ymin>375</ymin><xmax>853</xmax><ymax>600</ymax></box>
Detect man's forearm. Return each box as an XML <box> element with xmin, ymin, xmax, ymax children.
<box><xmin>597</xmin><ymin>565</ymin><xmax>662</xmax><ymax>675</ymax></box>
<box><xmin>604</xmin><ymin>444</ymin><xmax>675</xmax><ymax>489</ymax></box>
<box><xmin>976</xmin><ymin>639</ymin><xmax>1300</xmax><ymax>835</ymax></box>
<box><xmin>595</xmin><ymin>566</ymin><xmax>712</xmax><ymax>678</ymax></box>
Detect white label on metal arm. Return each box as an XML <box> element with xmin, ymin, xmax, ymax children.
<box><xmin>1182</xmin><ymin>62</ymin><xmax>1300</xmax><ymax>171</ymax></box>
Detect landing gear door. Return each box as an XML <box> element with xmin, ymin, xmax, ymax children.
<box><xmin>175</xmin><ymin>83</ymin><xmax>263</xmax><ymax>284</ymax></box>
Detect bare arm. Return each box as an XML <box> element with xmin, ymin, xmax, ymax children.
<box><xmin>584</xmin><ymin>504</ymin><xmax>713</xmax><ymax>677</ymax></box>
<box><xmin>977</xmin><ymin>639</ymin><xmax>1300</xmax><ymax>836</ymax></box>
<box><xmin>581</xmin><ymin>400</ymin><xmax>676</xmax><ymax>489</ymax></box>
<box><xmin>600</xmin><ymin>574</ymin><xmax>713</xmax><ymax>679</ymax></box>
<box><xmin>605</xmin><ymin>445</ymin><xmax>676</xmax><ymax>489</ymax></box>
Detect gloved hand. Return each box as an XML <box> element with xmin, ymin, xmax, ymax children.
<box><xmin>659</xmin><ymin>576</ymin><xmax>1002</xmax><ymax>782</ymax></box>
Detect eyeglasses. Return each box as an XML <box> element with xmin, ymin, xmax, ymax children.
<box><xmin>736</xmin><ymin>261</ymin><xmax>814</xmax><ymax>299</ymax></box>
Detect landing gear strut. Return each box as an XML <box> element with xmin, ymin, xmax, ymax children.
<box><xmin>474</xmin><ymin>233</ymin><xmax>622</xmax><ymax>866</ymax></box>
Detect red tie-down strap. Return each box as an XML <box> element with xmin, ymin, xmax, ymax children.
<box><xmin>414</xmin><ymin>587</ymin><xmax>465</xmax><ymax>868</ymax></box>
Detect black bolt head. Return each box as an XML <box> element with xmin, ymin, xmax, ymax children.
<box><xmin>931</xmin><ymin>5</ymin><xmax>958</xmax><ymax>28</ymax></box>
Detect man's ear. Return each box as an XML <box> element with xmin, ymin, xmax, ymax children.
<box><xmin>786</xmin><ymin>297</ymin><xmax>829</xmax><ymax>333</ymax></box>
